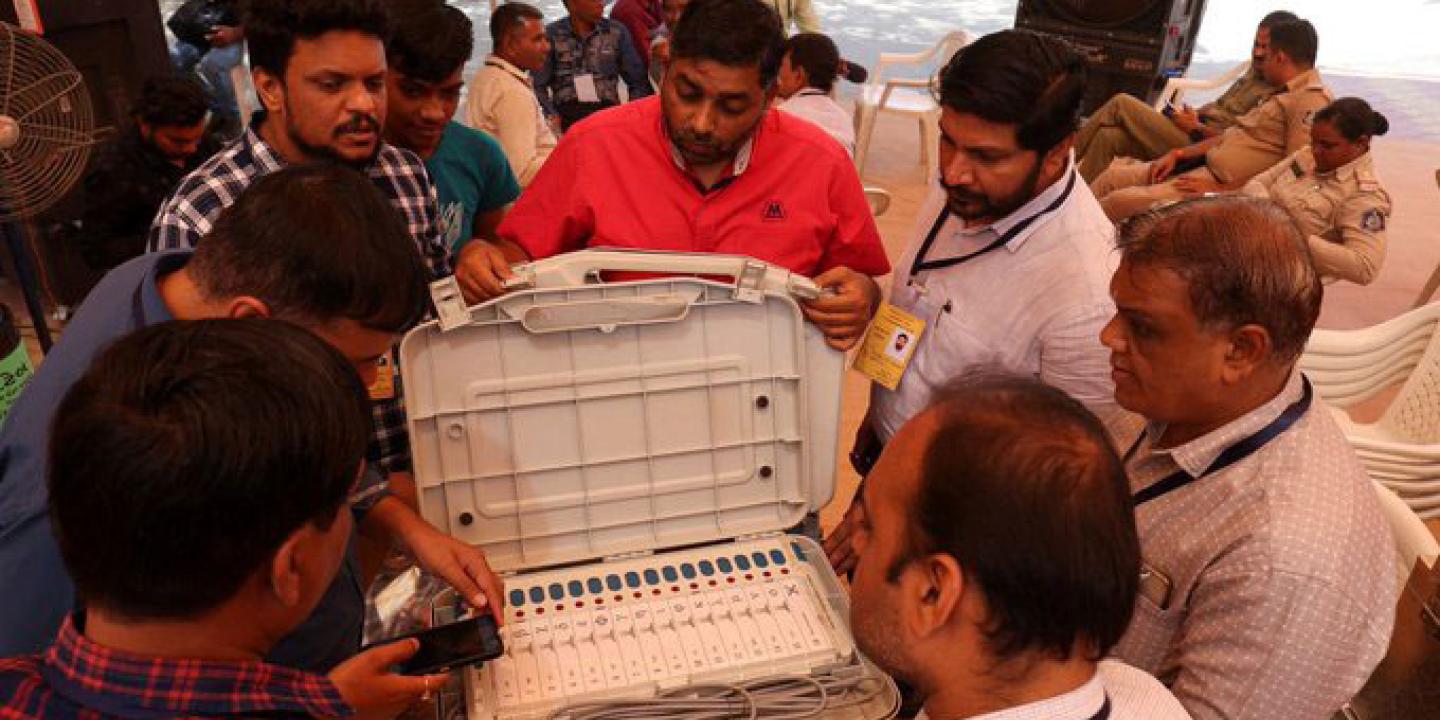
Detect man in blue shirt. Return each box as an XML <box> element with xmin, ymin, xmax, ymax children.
<box><xmin>535</xmin><ymin>0</ymin><xmax>653</xmax><ymax>131</ymax></box>
<box><xmin>0</xmin><ymin>165</ymin><xmax>503</xmax><ymax>671</ymax></box>
<box><xmin>383</xmin><ymin>0</ymin><xmax>523</xmax><ymax>293</ymax></box>
<box><xmin>0</xmin><ymin>318</ymin><xmax>441</xmax><ymax>719</ymax></box>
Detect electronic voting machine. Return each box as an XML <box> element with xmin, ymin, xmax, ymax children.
<box><xmin>401</xmin><ymin>250</ymin><xmax>900</xmax><ymax>719</ymax></box>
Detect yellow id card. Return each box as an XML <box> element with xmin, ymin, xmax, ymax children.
<box><xmin>368</xmin><ymin>350</ymin><xmax>396</xmax><ymax>401</ymax></box>
<box><xmin>853</xmin><ymin>303</ymin><xmax>927</xmax><ymax>390</ymax></box>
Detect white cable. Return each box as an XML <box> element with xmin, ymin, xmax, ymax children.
<box><xmin>545</xmin><ymin>660</ymin><xmax>891</xmax><ymax>720</ymax></box>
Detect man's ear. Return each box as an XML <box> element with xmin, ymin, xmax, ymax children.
<box><xmin>253</xmin><ymin>66</ymin><xmax>285</xmax><ymax>115</ymax></box>
<box><xmin>903</xmin><ymin>553</ymin><xmax>964</xmax><ymax>640</ymax></box>
<box><xmin>1221</xmin><ymin>324</ymin><xmax>1273</xmax><ymax>385</ymax></box>
<box><xmin>226</xmin><ymin>296</ymin><xmax>272</xmax><ymax>319</ymax></box>
<box><xmin>267</xmin><ymin>530</ymin><xmax>308</xmax><ymax>608</ymax></box>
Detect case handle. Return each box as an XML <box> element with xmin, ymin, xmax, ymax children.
<box><xmin>504</xmin><ymin>248</ymin><xmax>821</xmax><ymax>303</ymax></box>
<box><xmin>518</xmin><ymin>292</ymin><xmax>697</xmax><ymax>334</ymax></box>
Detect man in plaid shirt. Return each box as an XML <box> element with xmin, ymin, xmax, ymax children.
<box><xmin>148</xmin><ymin>0</ymin><xmax>449</xmax><ymax>492</ymax></box>
<box><xmin>0</xmin><ymin>320</ymin><xmax>441</xmax><ymax>719</ymax></box>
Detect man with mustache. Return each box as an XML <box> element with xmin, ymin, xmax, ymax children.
<box><xmin>463</xmin><ymin>0</ymin><xmax>889</xmax><ymax>351</ymax></box>
<box><xmin>826</xmin><ymin>30</ymin><xmax>1134</xmax><ymax>574</ymax></box>
<box><xmin>147</xmin><ymin>0</ymin><xmax>445</xmax><ymax>502</ymax></box>
<box><xmin>140</xmin><ymin>0</ymin><xmax>502</xmax><ymax>672</ymax></box>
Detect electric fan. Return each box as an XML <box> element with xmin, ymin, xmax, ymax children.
<box><xmin>0</xmin><ymin>21</ymin><xmax>105</xmax><ymax>352</ymax></box>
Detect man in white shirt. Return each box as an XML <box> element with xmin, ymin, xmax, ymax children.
<box><xmin>775</xmin><ymin>32</ymin><xmax>854</xmax><ymax>155</ymax></box>
<box><xmin>1102</xmin><ymin>196</ymin><xmax>1396</xmax><ymax>720</ymax></box>
<box><xmin>826</xmin><ymin>30</ymin><xmax>1134</xmax><ymax>573</ymax></box>
<box><xmin>849</xmin><ymin>374</ymin><xmax>1190</xmax><ymax>720</ymax></box>
<box><xmin>466</xmin><ymin>2</ymin><xmax>558</xmax><ymax>186</ymax></box>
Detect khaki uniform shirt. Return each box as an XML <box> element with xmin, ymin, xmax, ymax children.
<box><xmin>1198</xmin><ymin>68</ymin><xmax>1278</xmax><ymax>130</ymax></box>
<box><xmin>1113</xmin><ymin>371</ymin><xmax>1396</xmax><ymax>720</ymax></box>
<box><xmin>760</xmin><ymin>0</ymin><xmax>820</xmax><ymax>34</ymax></box>
<box><xmin>1207</xmin><ymin>68</ymin><xmax>1332</xmax><ymax>185</ymax></box>
<box><xmin>1245</xmin><ymin>148</ymin><xmax>1392</xmax><ymax>285</ymax></box>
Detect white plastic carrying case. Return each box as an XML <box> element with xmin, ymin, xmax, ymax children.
<box><xmin>401</xmin><ymin>249</ymin><xmax>899</xmax><ymax>719</ymax></box>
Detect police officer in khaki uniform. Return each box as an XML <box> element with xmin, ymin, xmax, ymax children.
<box><xmin>1246</xmin><ymin>97</ymin><xmax>1393</xmax><ymax>285</ymax></box>
<box><xmin>1074</xmin><ymin>11</ymin><xmax>1294</xmax><ymax>182</ymax></box>
<box><xmin>1090</xmin><ymin>18</ymin><xmax>1332</xmax><ymax>222</ymax></box>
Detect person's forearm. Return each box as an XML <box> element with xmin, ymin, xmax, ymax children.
<box><xmin>360</xmin><ymin>495</ymin><xmax>430</xmax><ymax>546</ymax></box>
<box><xmin>1177</xmin><ymin>136</ymin><xmax>1220</xmax><ymax>161</ymax></box>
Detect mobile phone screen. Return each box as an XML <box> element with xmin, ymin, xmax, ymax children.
<box><xmin>395</xmin><ymin>615</ymin><xmax>504</xmax><ymax>675</ymax></box>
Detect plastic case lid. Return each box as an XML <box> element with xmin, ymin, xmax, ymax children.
<box><xmin>400</xmin><ymin>250</ymin><xmax>843</xmax><ymax>575</ymax></box>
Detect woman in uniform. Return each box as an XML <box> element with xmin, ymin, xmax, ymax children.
<box><xmin>1244</xmin><ymin>97</ymin><xmax>1392</xmax><ymax>284</ymax></box>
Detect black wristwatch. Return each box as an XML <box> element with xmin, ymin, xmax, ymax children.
<box><xmin>1188</xmin><ymin>128</ymin><xmax>1207</xmax><ymax>142</ymax></box>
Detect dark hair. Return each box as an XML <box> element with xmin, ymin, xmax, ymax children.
<box><xmin>670</xmin><ymin>0</ymin><xmax>785</xmax><ymax>88</ymax></box>
<box><xmin>783</xmin><ymin>33</ymin><xmax>841</xmax><ymax>93</ymax></box>
<box><xmin>387</xmin><ymin>0</ymin><xmax>473</xmax><ymax>83</ymax></box>
<box><xmin>187</xmin><ymin>163</ymin><xmax>430</xmax><ymax>333</ymax></box>
<box><xmin>243</xmin><ymin>0</ymin><xmax>390</xmax><ymax>80</ymax></box>
<box><xmin>491</xmin><ymin>1</ymin><xmax>543</xmax><ymax>48</ymax></box>
<box><xmin>134</xmin><ymin>75</ymin><xmax>210</xmax><ymax>127</ymax></box>
<box><xmin>1315</xmin><ymin>97</ymin><xmax>1389</xmax><ymax>141</ymax></box>
<box><xmin>890</xmin><ymin>374</ymin><xmax>1138</xmax><ymax>662</ymax></box>
<box><xmin>48</xmin><ymin>319</ymin><xmax>371</xmax><ymax>620</ymax></box>
<box><xmin>1118</xmin><ymin>196</ymin><xmax>1322</xmax><ymax>364</ymax></box>
<box><xmin>1267</xmin><ymin>18</ymin><xmax>1318</xmax><ymax>68</ymax></box>
<box><xmin>935</xmin><ymin>30</ymin><xmax>1086</xmax><ymax>154</ymax></box>
<box><xmin>1258</xmin><ymin>10</ymin><xmax>1299</xmax><ymax>29</ymax></box>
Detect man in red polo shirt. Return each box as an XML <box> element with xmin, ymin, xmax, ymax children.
<box><xmin>460</xmin><ymin>0</ymin><xmax>889</xmax><ymax>349</ymax></box>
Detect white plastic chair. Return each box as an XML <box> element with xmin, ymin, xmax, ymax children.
<box><xmin>852</xmin><ymin>30</ymin><xmax>974</xmax><ymax>180</ymax></box>
<box><xmin>1373</xmin><ymin>480</ymin><xmax>1440</xmax><ymax>588</ymax></box>
<box><xmin>1412</xmin><ymin>168</ymin><xmax>1440</xmax><ymax>308</ymax></box>
<box><xmin>1300</xmin><ymin>302</ymin><xmax>1440</xmax><ymax>518</ymax></box>
<box><xmin>1151</xmin><ymin>60</ymin><xmax>1250</xmax><ymax>112</ymax></box>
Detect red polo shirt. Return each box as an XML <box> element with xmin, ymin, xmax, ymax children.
<box><xmin>497</xmin><ymin>96</ymin><xmax>890</xmax><ymax>279</ymax></box>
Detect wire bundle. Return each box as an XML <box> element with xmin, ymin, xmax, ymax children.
<box><xmin>547</xmin><ymin>662</ymin><xmax>895</xmax><ymax>720</ymax></box>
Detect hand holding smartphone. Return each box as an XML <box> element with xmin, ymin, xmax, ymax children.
<box><xmin>364</xmin><ymin>614</ymin><xmax>505</xmax><ymax>675</ymax></box>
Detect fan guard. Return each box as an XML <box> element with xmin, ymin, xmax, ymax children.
<box><xmin>0</xmin><ymin>21</ymin><xmax>102</xmax><ymax>221</ymax></box>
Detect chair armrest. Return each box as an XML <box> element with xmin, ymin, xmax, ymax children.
<box><xmin>1152</xmin><ymin>60</ymin><xmax>1250</xmax><ymax>111</ymax></box>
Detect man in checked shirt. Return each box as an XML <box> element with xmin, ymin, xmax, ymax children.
<box><xmin>1100</xmin><ymin>196</ymin><xmax>1396</xmax><ymax>719</ymax></box>
<box><xmin>1</xmin><ymin>165</ymin><xmax>502</xmax><ymax>675</ymax></box>
<box><xmin>148</xmin><ymin>0</ymin><xmax>503</xmax><ymax>495</ymax></box>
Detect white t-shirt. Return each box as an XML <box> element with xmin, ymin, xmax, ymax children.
<box><xmin>915</xmin><ymin>660</ymin><xmax>1191</xmax><ymax>720</ymax></box>
<box><xmin>777</xmin><ymin>89</ymin><xmax>855</xmax><ymax>157</ymax></box>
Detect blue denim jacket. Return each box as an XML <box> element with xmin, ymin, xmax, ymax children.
<box><xmin>533</xmin><ymin>17</ymin><xmax>653</xmax><ymax>116</ymax></box>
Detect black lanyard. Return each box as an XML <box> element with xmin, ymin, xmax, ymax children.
<box><xmin>908</xmin><ymin>167</ymin><xmax>1077</xmax><ymax>278</ymax></box>
<box><xmin>1092</xmin><ymin>697</ymin><xmax>1112</xmax><ymax>720</ymax></box>
<box><xmin>1126</xmin><ymin>377</ymin><xmax>1313</xmax><ymax>506</ymax></box>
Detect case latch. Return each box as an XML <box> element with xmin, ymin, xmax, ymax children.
<box><xmin>429</xmin><ymin>276</ymin><xmax>470</xmax><ymax>333</ymax></box>
<box><xmin>733</xmin><ymin>260</ymin><xmax>769</xmax><ymax>304</ymax></box>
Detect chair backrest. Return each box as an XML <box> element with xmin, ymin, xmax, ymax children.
<box><xmin>871</xmin><ymin>30</ymin><xmax>974</xmax><ymax>85</ymax></box>
<box><xmin>933</xmin><ymin>30</ymin><xmax>973</xmax><ymax>67</ymax></box>
<box><xmin>1376</xmin><ymin>321</ymin><xmax>1440</xmax><ymax>443</ymax></box>
<box><xmin>1373</xmin><ymin>480</ymin><xmax>1440</xmax><ymax>589</ymax></box>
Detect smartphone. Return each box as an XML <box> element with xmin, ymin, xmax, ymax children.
<box><xmin>367</xmin><ymin>614</ymin><xmax>504</xmax><ymax>675</ymax></box>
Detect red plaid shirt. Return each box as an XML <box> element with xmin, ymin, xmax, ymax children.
<box><xmin>0</xmin><ymin>617</ymin><xmax>353</xmax><ymax>719</ymax></box>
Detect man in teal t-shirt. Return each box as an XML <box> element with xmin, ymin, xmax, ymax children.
<box><xmin>384</xmin><ymin>1</ymin><xmax>522</xmax><ymax>259</ymax></box>
<box><xmin>426</xmin><ymin>122</ymin><xmax>521</xmax><ymax>252</ymax></box>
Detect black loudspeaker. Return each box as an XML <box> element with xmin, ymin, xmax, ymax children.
<box><xmin>1015</xmin><ymin>0</ymin><xmax>1209</xmax><ymax>116</ymax></box>
<box><xmin>0</xmin><ymin>0</ymin><xmax>170</xmax><ymax>308</ymax></box>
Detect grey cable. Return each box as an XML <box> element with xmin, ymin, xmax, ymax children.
<box><xmin>546</xmin><ymin>659</ymin><xmax>891</xmax><ymax>720</ymax></box>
